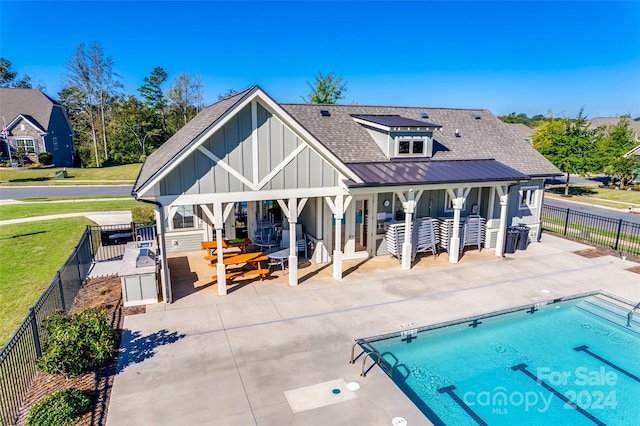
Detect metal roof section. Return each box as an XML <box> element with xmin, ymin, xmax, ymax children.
<box><xmin>345</xmin><ymin>159</ymin><xmax>529</xmax><ymax>187</ymax></box>
<box><xmin>351</xmin><ymin>114</ymin><xmax>442</xmax><ymax>129</ymax></box>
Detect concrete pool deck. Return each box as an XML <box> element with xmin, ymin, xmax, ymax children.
<box><xmin>106</xmin><ymin>235</ymin><xmax>640</xmax><ymax>426</ymax></box>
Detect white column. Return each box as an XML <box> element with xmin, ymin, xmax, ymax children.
<box><xmin>288</xmin><ymin>198</ymin><xmax>299</xmax><ymax>286</ymax></box>
<box><xmin>447</xmin><ymin>187</ymin><xmax>469</xmax><ymax>264</ymax></box>
<box><xmin>156</xmin><ymin>207</ymin><xmax>172</xmax><ymax>303</ymax></box>
<box><xmin>333</xmin><ymin>195</ymin><xmax>344</xmax><ymax>280</ymax></box>
<box><xmin>213</xmin><ymin>202</ymin><xmax>227</xmax><ymax>295</ymax></box>
<box><xmin>449</xmin><ymin>203</ymin><xmax>462</xmax><ymax>263</ymax></box>
<box><xmin>495</xmin><ymin>186</ymin><xmax>510</xmax><ymax>257</ymax></box>
<box><xmin>401</xmin><ymin>190</ymin><xmax>415</xmax><ymax>270</ymax></box>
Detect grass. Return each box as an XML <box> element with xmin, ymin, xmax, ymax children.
<box><xmin>0</xmin><ymin>164</ymin><xmax>141</xmax><ymax>186</ymax></box>
<box><xmin>546</xmin><ymin>183</ymin><xmax>640</xmax><ymax>209</ymax></box>
<box><xmin>0</xmin><ymin>218</ymin><xmax>91</xmax><ymax>346</ymax></box>
<box><xmin>0</xmin><ymin>199</ymin><xmax>140</xmax><ymax>220</ymax></box>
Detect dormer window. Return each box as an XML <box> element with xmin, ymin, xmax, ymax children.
<box><xmin>398</xmin><ymin>137</ymin><xmax>425</xmax><ymax>156</ymax></box>
<box><xmin>351</xmin><ymin>114</ymin><xmax>442</xmax><ymax>160</ymax></box>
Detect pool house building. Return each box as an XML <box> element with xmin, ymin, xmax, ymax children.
<box><xmin>132</xmin><ymin>86</ymin><xmax>561</xmax><ymax>301</ymax></box>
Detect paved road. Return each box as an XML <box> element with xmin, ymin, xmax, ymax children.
<box><xmin>544</xmin><ymin>197</ymin><xmax>640</xmax><ymax>224</ymax></box>
<box><xmin>0</xmin><ymin>185</ymin><xmax>132</xmax><ymax>199</ymax></box>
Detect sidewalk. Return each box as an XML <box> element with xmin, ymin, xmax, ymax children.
<box><xmin>0</xmin><ymin>211</ymin><xmax>132</xmax><ymax>226</ymax></box>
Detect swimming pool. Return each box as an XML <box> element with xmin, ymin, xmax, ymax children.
<box><xmin>355</xmin><ymin>292</ymin><xmax>640</xmax><ymax>425</ymax></box>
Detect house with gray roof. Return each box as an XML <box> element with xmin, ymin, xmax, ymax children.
<box><xmin>0</xmin><ymin>88</ymin><xmax>74</xmax><ymax>166</ymax></box>
<box><xmin>133</xmin><ymin>86</ymin><xmax>560</xmax><ymax>301</ymax></box>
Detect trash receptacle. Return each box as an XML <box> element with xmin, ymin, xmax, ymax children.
<box><xmin>505</xmin><ymin>227</ymin><xmax>519</xmax><ymax>254</ymax></box>
<box><xmin>515</xmin><ymin>224</ymin><xmax>531</xmax><ymax>250</ymax></box>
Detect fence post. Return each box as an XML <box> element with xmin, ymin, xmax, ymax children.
<box><xmin>614</xmin><ymin>218</ymin><xmax>623</xmax><ymax>251</ymax></box>
<box><xmin>57</xmin><ymin>271</ymin><xmax>66</xmax><ymax>313</ymax></box>
<box><xmin>29</xmin><ymin>307</ymin><xmax>42</xmax><ymax>358</ymax></box>
<box><xmin>563</xmin><ymin>208</ymin><xmax>570</xmax><ymax>236</ymax></box>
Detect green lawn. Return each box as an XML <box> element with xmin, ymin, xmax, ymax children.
<box><xmin>0</xmin><ymin>218</ymin><xmax>91</xmax><ymax>345</ymax></box>
<box><xmin>546</xmin><ymin>183</ymin><xmax>640</xmax><ymax>209</ymax></box>
<box><xmin>0</xmin><ymin>163</ymin><xmax>142</xmax><ymax>185</ymax></box>
<box><xmin>0</xmin><ymin>199</ymin><xmax>140</xmax><ymax>220</ymax></box>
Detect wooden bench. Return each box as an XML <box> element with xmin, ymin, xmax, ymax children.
<box><xmin>204</xmin><ymin>252</ymin><xmax>237</xmax><ymax>261</ymax></box>
<box><xmin>215</xmin><ymin>268</ymin><xmax>271</xmax><ymax>282</ymax></box>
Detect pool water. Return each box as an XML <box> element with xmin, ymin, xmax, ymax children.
<box><xmin>363</xmin><ymin>294</ymin><xmax>640</xmax><ymax>425</ymax></box>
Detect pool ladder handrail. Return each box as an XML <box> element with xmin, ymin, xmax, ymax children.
<box><xmin>627</xmin><ymin>301</ymin><xmax>640</xmax><ymax>327</ymax></box>
<box><xmin>349</xmin><ymin>341</ymin><xmax>392</xmax><ymax>378</ymax></box>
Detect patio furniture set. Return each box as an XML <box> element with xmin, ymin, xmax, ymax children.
<box><xmin>201</xmin><ymin>222</ymin><xmax>309</xmax><ymax>283</ymax></box>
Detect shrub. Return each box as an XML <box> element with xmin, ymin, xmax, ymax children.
<box><xmin>26</xmin><ymin>388</ymin><xmax>91</xmax><ymax>426</ymax></box>
<box><xmin>36</xmin><ymin>308</ymin><xmax>119</xmax><ymax>377</ymax></box>
<box><xmin>132</xmin><ymin>205</ymin><xmax>155</xmax><ymax>224</ymax></box>
<box><xmin>38</xmin><ymin>152</ymin><xmax>54</xmax><ymax>165</ymax></box>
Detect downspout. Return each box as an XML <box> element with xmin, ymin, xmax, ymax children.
<box><xmin>132</xmin><ymin>191</ymin><xmax>172</xmax><ymax>304</ymax></box>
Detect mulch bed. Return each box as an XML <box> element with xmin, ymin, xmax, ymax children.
<box><xmin>572</xmin><ymin>241</ymin><xmax>640</xmax><ymax>274</ymax></box>
<box><xmin>15</xmin><ymin>276</ymin><xmax>144</xmax><ymax>426</ymax></box>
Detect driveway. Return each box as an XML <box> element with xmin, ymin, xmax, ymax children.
<box><xmin>106</xmin><ymin>236</ymin><xmax>640</xmax><ymax>426</ymax></box>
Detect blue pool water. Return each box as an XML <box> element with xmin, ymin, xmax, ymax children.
<box><xmin>362</xmin><ymin>293</ymin><xmax>640</xmax><ymax>425</ymax></box>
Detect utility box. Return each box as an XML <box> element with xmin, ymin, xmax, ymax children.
<box><xmin>55</xmin><ymin>169</ymin><xmax>67</xmax><ymax>178</ymax></box>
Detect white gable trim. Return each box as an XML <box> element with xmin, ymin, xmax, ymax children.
<box><xmin>8</xmin><ymin>114</ymin><xmax>46</xmax><ymax>133</ymax></box>
<box><xmin>137</xmin><ymin>87</ymin><xmax>362</xmax><ymax>196</ymax></box>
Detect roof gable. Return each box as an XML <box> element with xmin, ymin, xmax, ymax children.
<box><xmin>134</xmin><ymin>86</ymin><xmax>360</xmax><ymax>195</ymax></box>
<box><xmin>0</xmin><ymin>88</ymin><xmax>56</xmax><ymax>130</ymax></box>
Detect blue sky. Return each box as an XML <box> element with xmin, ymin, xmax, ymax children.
<box><xmin>1</xmin><ymin>1</ymin><xmax>639</xmax><ymax>118</ymax></box>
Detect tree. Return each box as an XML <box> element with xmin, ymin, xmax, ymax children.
<box><xmin>166</xmin><ymin>71</ymin><xmax>201</xmax><ymax>127</ymax></box>
<box><xmin>592</xmin><ymin>115</ymin><xmax>637</xmax><ymax>172</ymax></box>
<box><xmin>532</xmin><ymin>109</ymin><xmax>595</xmax><ymax>196</ymax></box>
<box><xmin>60</xmin><ymin>42</ymin><xmax>121</xmax><ymax>167</ymax></box>
<box><xmin>138</xmin><ymin>67</ymin><xmax>169</xmax><ymax>136</ymax></box>
<box><xmin>89</xmin><ymin>42</ymin><xmax>123</xmax><ymax>162</ymax></box>
<box><xmin>303</xmin><ymin>71</ymin><xmax>347</xmax><ymax>104</ymax></box>
<box><xmin>0</xmin><ymin>57</ymin><xmax>32</xmax><ymax>88</ymax></box>
<box><xmin>107</xmin><ymin>95</ymin><xmax>161</xmax><ymax>162</ymax></box>
<box><xmin>604</xmin><ymin>157</ymin><xmax>639</xmax><ymax>189</ymax></box>
<box><xmin>218</xmin><ymin>88</ymin><xmax>238</xmax><ymax>101</ymax></box>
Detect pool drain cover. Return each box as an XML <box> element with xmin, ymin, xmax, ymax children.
<box><xmin>392</xmin><ymin>417</ymin><xmax>407</xmax><ymax>426</ymax></box>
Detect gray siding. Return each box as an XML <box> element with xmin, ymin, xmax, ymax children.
<box><xmin>159</xmin><ymin>102</ymin><xmax>340</xmax><ymax>196</ymax></box>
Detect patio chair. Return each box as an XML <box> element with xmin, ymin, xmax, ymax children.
<box><xmin>281</xmin><ymin>224</ymin><xmax>307</xmax><ymax>258</ymax></box>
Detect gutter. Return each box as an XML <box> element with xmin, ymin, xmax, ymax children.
<box><xmin>132</xmin><ymin>191</ymin><xmax>172</xmax><ymax>304</ymax></box>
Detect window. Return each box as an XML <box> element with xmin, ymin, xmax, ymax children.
<box><xmin>173</xmin><ymin>205</ymin><xmax>195</xmax><ymax>229</ymax></box>
<box><xmin>53</xmin><ymin>137</ymin><xmax>58</xmax><ymax>150</ymax></box>
<box><xmin>397</xmin><ymin>138</ymin><xmax>425</xmax><ymax>156</ymax></box>
<box><xmin>519</xmin><ymin>187</ymin><xmax>538</xmax><ymax>209</ymax></box>
<box><xmin>16</xmin><ymin>138</ymin><xmax>36</xmax><ymax>153</ymax></box>
<box><xmin>444</xmin><ymin>191</ymin><xmax>467</xmax><ymax>212</ymax></box>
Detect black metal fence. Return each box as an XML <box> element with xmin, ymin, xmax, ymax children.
<box><xmin>0</xmin><ymin>222</ymin><xmax>155</xmax><ymax>425</ymax></box>
<box><xmin>542</xmin><ymin>204</ymin><xmax>640</xmax><ymax>255</ymax></box>
<box><xmin>89</xmin><ymin>222</ymin><xmax>155</xmax><ymax>262</ymax></box>
<box><xmin>0</xmin><ymin>229</ymin><xmax>92</xmax><ymax>426</ymax></box>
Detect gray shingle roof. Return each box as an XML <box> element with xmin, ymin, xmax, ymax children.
<box><xmin>281</xmin><ymin>103</ymin><xmax>560</xmax><ymax>176</ymax></box>
<box><xmin>133</xmin><ymin>87</ymin><xmax>257</xmax><ymax>193</ymax></box>
<box><xmin>134</xmin><ymin>86</ymin><xmax>561</xmax><ymax>194</ymax></box>
<box><xmin>589</xmin><ymin>117</ymin><xmax>640</xmax><ymax>138</ymax></box>
<box><xmin>0</xmin><ymin>88</ymin><xmax>58</xmax><ymax>130</ymax></box>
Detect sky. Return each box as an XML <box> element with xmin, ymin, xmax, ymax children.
<box><xmin>1</xmin><ymin>0</ymin><xmax>639</xmax><ymax>118</ymax></box>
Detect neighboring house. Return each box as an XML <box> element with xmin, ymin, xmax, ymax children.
<box><xmin>624</xmin><ymin>144</ymin><xmax>640</xmax><ymax>182</ymax></box>
<box><xmin>504</xmin><ymin>122</ymin><xmax>534</xmax><ymax>144</ymax></box>
<box><xmin>132</xmin><ymin>86</ymin><xmax>561</xmax><ymax>301</ymax></box>
<box><xmin>0</xmin><ymin>88</ymin><xmax>74</xmax><ymax>166</ymax></box>
<box><xmin>589</xmin><ymin>116</ymin><xmax>640</xmax><ymax>143</ymax></box>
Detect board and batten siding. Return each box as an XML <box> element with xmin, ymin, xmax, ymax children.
<box><xmin>159</xmin><ymin>102</ymin><xmax>340</xmax><ymax>196</ymax></box>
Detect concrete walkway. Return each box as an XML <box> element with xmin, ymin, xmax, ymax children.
<box><xmin>0</xmin><ymin>211</ymin><xmax>132</xmax><ymax>226</ymax></box>
<box><xmin>106</xmin><ymin>236</ymin><xmax>639</xmax><ymax>426</ymax></box>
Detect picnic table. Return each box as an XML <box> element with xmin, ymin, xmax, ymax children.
<box><xmin>209</xmin><ymin>251</ymin><xmax>270</xmax><ymax>282</ymax></box>
<box><xmin>201</xmin><ymin>238</ymin><xmax>252</xmax><ymax>257</ymax></box>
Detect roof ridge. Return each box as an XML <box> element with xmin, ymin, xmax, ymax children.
<box><xmin>280</xmin><ymin>102</ymin><xmax>490</xmax><ymax>112</ymax></box>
